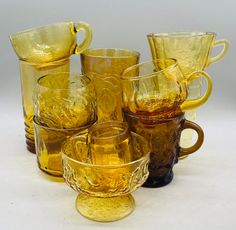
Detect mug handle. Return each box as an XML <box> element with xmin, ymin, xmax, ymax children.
<box><xmin>73</xmin><ymin>21</ymin><xmax>93</xmax><ymax>54</ymax></box>
<box><xmin>180</xmin><ymin>71</ymin><xmax>212</xmax><ymax>111</ymax></box>
<box><xmin>208</xmin><ymin>39</ymin><xmax>229</xmax><ymax>65</ymax></box>
<box><xmin>179</xmin><ymin>120</ymin><xmax>204</xmax><ymax>157</ymax></box>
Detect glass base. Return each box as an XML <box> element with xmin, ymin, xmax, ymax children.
<box><xmin>142</xmin><ymin>170</ymin><xmax>174</xmax><ymax>188</ymax></box>
<box><xmin>38</xmin><ymin>166</ymin><xmax>63</xmax><ymax>178</ymax></box>
<box><xmin>76</xmin><ymin>193</ymin><xmax>135</xmax><ymax>222</ymax></box>
<box><xmin>179</xmin><ymin>155</ymin><xmax>188</xmax><ymax>160</ymax></box>
<box><xmin>26</xmin><ymin>139</ymin><xmax>36</xmax><ymax>154</ymax></box>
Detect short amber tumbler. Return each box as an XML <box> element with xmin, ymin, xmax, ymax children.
<box><xmin>62</xmin><ymin>121</ymin><xmax>150</xmax><ymax>222</ymax></box>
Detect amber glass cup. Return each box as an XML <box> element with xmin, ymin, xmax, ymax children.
<box><xmin>124</xmin><ymin>112</ymin><xmax>204</xmax><ymax>187</ymax></box>
<box><xmin>33</xmin><ymin>116</ymin><xmax>93</xmax><ymax>177</ymax></box>
<box><xmin>80</xmin><ymin>49</ymin><xmax>140</xmax><ymax>122</ymax></box>
<box><xmin>34</xmin><ymin>73</ymin><xmax>97</xmax><ymax>129</ymax></box>
<box><xmin>62</xmin><ymin>121</ymin><xmax>150</xmax><ymax>222</ymax></box>
<box><xmin>121</xmin><ymin>59</ymin><xmax>212</xmax><ymax>118</ymax></box>
<box><xmin>10</xmin><ymin>21</ymin><xmax>92</xmax><ymax>63</ymax></box>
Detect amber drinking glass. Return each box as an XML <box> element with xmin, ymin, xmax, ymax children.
<box><xmin>33</xmin><ymin>116</ymin><xmax>92</xmax><ymax>177</ymax></box>
<box><xmin>18</xmin><ymin>59</ymin><xmax>70</xmax><ymax>153</ymax></box>
<box><xmin>80</xmin><ymin>49</ymin><xmax>140</xmax><ymax>122</ymax></box>
<box><xmin>124</xmin><ymin>112</ymin><xmax>204</xmax><ymax>187</ymax></box>
<box><xmin>121</xmin><ymin>59</ymin><xmax>212</xmax><ymax>118</ymax></box>
<box><xmin>10</xmin><ymin>21</ymin><xmax>92</xmax><ymax>63</ymax></box>
<box><xmin>34</xmin><ymin>73</ymin><xmax>97</xmax><ymax>129</ymax></box>
<box><xmin>62</xmin><ymin>121</ymin><xmax>150</xmax><ymax>222</ymax></box>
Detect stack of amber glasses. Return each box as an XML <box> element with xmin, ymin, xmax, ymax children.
<box><xmin>10</xmin><ymin>22</ymin><xmax>229</xmax><ymax>223</ymax></box>
<box><xmin>121</xmin><ymin>59</ymin><xmax>212</xmax><ymax>187</ymax></box>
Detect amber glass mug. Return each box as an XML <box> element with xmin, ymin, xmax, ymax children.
<box><xmin>81</xmin><ymin>49</ymin><xmax>140</xmax><ymax>122</ymax></box>
<box><xmin>10</xmin><ymin>21</ymin><xmax>92</xmax><ymax>63</ymax></box>
<box><xmin>124</xmin><ymin>112</ymin><xmax>204</xmax><ymax>187</ymax></box>
<box><xmin>121</xmin><ymin>59</ymin><xmax>212</xmax><ymax>117</ymax></box>
<box><xmin>62</xmin><ymin>121</ymin><xmax>150</xmax><ymax>222</ymax></box>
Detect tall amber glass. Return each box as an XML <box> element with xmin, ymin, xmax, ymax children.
<box><xmin>19</xmin><ymin>59</ymin><xmax>70</xmax><ymax>153</ymax></box>
<box><xmin>62</xmin><ymin>121</ymin><xmax>150</xmax><ymax>222</ymax></box>
<box><xmin>80</xmin><ymin>48</ymin><xmax>140</xmax><ymax>122</ymax></box>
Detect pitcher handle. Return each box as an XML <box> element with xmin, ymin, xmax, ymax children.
<box><xmin>74</xmin><ymin>21</ymin><xmax>92</xmax><ymax>54</ymax></box>
<box><xmin>181</xmin><ymin>71</ymin><xmax>212</xmax><ymax>111</ymax></box>
<box><xmin>208</xmin><ymin>39</ymin><xmax>229</xmax><ymax>65</ymax></box>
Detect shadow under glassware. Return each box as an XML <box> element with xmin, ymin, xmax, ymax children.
<box><xmin>62</xmin><ymin>121</ymin><xmax>150</xmax><ymax>222</ymax></box>
<box><xmin>147</xmin><ymin>32</ymin><xmax>228</xmax><ymax>154</ymax></box>
<box><xmin>121</xmin><ymin>59</ymin><xmax>212</xmax><ymax>118</ymax></box>
<box><xmin>19</xmin><ymin>58</ymin><xmax>70</xmax><ymax>153</ymax></box>
<box><xmin>10</xmin><ymin>21</ymin><xmax>92</xmax><ymax>63</ymax></box>
<box><xmin>34</xmin><ymin>73</ymin><xmax>97</xmax><ymax>129</ymax></box>
<box><xmin>124</xmin><ymin>112</ymin><xmax>204</xmax><ymax>188</ymax></box>
<box><xmin>33</xmin><ymin>116</ymin><xmax>94</xmax><ymax>177</ymax></box>
<box><xmin>80</xmin><ymin>48</ymin><xmax>140</xmax><ymax>122</ymax></box>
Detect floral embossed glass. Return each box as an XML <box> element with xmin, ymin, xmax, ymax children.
<box><xmin>62</xmin><ymin>121</ymin><xmax>150</xmax><ymax>222</ymax></box>
<box><xmin>34</xmin><ymin>73</ymin><xmax>97</xmax><ymax>129</ymax></box>
<box><xmin>80</xmin><ymin>49</ymin><xmax>140</xmax><ymax>122</ymax></box>
<box><xmin>124</xmin><ymin>112</ymin><xmax>204</xmax><ymax>187</ymax></box>
<box><xmin>10</xmin><ymin>21</ymin><xmax>92</xmax><ymax>63</ymax></box>
<box><xmin>33</xmin><ymin>116</ymin><xmax>92</xmax><ymax>177</ymax></box>
<box><xmin>121</xmin><ymin>59</ymin><xmax>212</xmax><ymax>118</ymax></box>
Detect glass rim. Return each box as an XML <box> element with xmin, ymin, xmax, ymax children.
<box><xmin>10</xmin><ymin>20</ymin><xmax>73</xmax><ymax>37</ymax></box>
<box><xmin>120</xmin><ymin>58</ymin><xmax>178</xmax><ymax>81</ymax></box>
<box><xmin>147</xmin><ymin>31</ymin><xmax>217</xmax><ymax>38</ymax></box>
<box><xmin>88</xmin><ymin>120</ymin><xmax>129</xmax><ymax>141</ymax></box>
<box><xmin>33</xmin><ymin>115</ymin><xmax>94</xmax><ymax>132</ymax></box>
<box><xmin>36</xmin><ymin>72</ymin><xmax>92</xmax><ymax>91</ymax></box>
<box><xmin>124</xmin><ymin>111</ymin><xmax>185</xmax><ymax>122</ymax></box>
<box><xmin>81</xmin><ymin>48</ymin><xmax>140</xmax><ymax>59</ymax></box>
<box><xmin>18</xmin><ymin>57</ymin><xmax>70</xmax><ymax>66</ymax></box>
<box><xmin>61</xmin><ymin>131</ymin><xmax>150</xmax><ymax>168</ymax></box>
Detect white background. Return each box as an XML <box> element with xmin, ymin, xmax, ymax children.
<box><xmin>0</xmin><ymin>0</ymin><xmax>236</xmax><ymax>229</ymax></box>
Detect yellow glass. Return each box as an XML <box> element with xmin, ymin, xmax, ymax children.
<box><xmin>81</xmin><ymin>49</ymin><xmax>140</xmax><ymax>122</ymax></box>
<box><xmin>121</xmin><ymin>59</ymin><xmax>212</xmax><ymax>117</ymax></box>
<box><xmin>147</xmin><ymin>32</ymin><xmax>228</xmax><ymax>155</ymax></box>
<box><xmin>19</xmin><ymin>59</ymin><xmax>70</xmax><ymax>153</ymax></box>
<box><xmin>147</xmin><ymin>32</ymin><xmax>229</xmax><ymax>75</ymax></box>
<box><xmin>10</xmin><ymin>21</ymin><xmax>92</xmax><ymax>63</ymax></box>
<box><xmin>34</xmin><ymin>73</ymin><xmax>97</xmax><ymax>129</ymax></box>
<box><xmin>33</xmin><ymin>116</ymin><xmax>92</xmax><ymax>177</ymax></box>
<box><xmin>62</xmin><ymin>121</ymin><xmax>150</xmax><ymax>222</ymax></box>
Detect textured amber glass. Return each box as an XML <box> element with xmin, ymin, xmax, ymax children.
<box><xmin>33</xmin><ymin>116</ymin><xmax>92</xmax><ymax>177</ymax></box>
<box><xmin>124</xmin><ymin>112</ymin><xmax>204</xmax><ymax>187</ymax></box>
<box><xmin>62</xmin><ymin>121</ymin><xmax>150</xmax><ymax>222</ymax></box>
<box><xmin>10</xmin><ymin>21</ymin><xmax>92</xmax><ymax>63</ymax></box>
<box><xmin>34</xmin><ymin>73</ymin><xmax>97</xmax><ymax>129</ymax></box>
<box><xmin>81</xmin><ymin>49</ymin><xmax>140</xmax><ymax>122</ymax></box>
<box><xmin>19</xmin><ymin>59</ymin><xmax>70</xmax><ymax>153</ymax></box>
<box><xmin>147</xmin><ymin>32</ymin><xmax>228</xmax><ymax>154</ymax></box>
<box><xmin>121</xmin><ymin>59</ymin><xmax>212</xmax><ymax>118</ymax></box>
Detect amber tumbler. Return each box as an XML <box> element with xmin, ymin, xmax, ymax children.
<box><xmin>80</xmin><ymin>49</ymin><xmax>140</xmax><ymax>122</ymax></box>
<box><xmin>124</xmin><ymin>112</ymin><xmax>204</xmax><ymax>187</ymax></box>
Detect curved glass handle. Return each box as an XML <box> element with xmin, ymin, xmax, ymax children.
<box><xmin>208</xmin><ymin>39</ymin><xmax>229</xmax><ymax>65</ymax></box>
<box><xmin>179</xmin><ymin>120</ymin><xmax>204</xmax><ymax>157</ymax></box>
<box><xmin>181</xmin><ymin>71</ymin><xmax>212</xmax><ymax>111</ymax></box>
<box><xmin>74</xmin><ymin>21</ymin><xmax>92</xmax><ymax>54</ymax></box>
